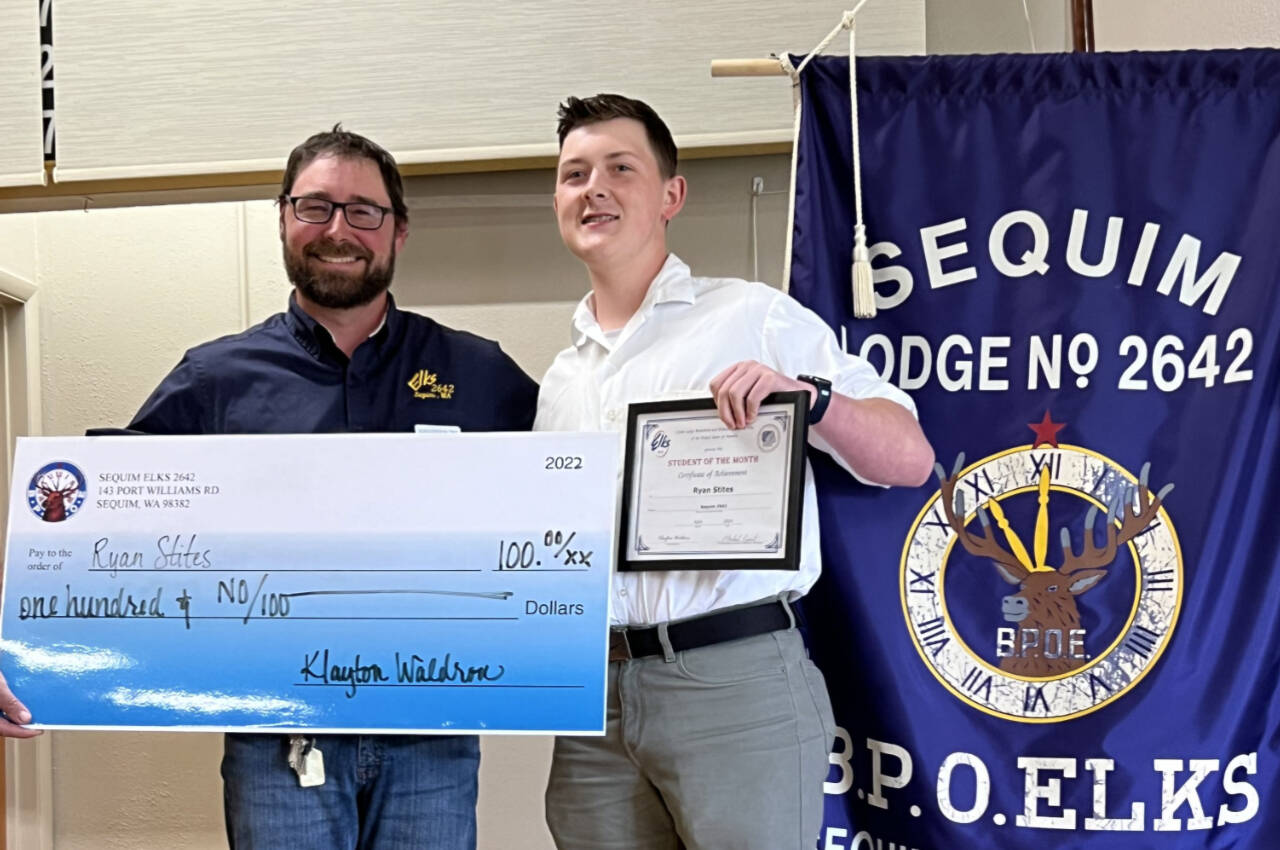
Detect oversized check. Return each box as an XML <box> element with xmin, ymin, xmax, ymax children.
<box><xmin>0</xmin><ymin>433</ymin><xmax>616</xmax><ymax>734</ymax></box>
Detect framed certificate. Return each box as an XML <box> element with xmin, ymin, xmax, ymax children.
<box><xmin>618</xmin><ymin>391</ymin><xmax>808</xmax><ymax>572</ymax></box>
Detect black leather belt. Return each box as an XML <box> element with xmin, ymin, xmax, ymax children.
<box><xmin>608</xmin><ymin>600</ymin><xmax>793</xmax><ymax>662</ymax></box>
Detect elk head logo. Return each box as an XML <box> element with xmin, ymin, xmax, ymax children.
<box><xmin>28</xmin><ymin>462</ymin><xmax>88</xmax><ymax>522</ymax></box>
<box><xmin>935</xmin><ymin>454</ymin><xmax>1173</xmax><ymax>678</ymax></box>
<box><xmin>903</xmin><ymin>444</ymin><xmax>1182</xmax><ymax>722</ymax></box>
<box><xmin>38</xmin><ymin>481</ymin><xmax>79</xmax><ymax>522</ymax></box>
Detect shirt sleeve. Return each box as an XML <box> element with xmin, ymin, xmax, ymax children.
<box><xmin>127</xmin><ymin>353</ymin><xmax>210</xmax><ymax>435</ymax></box>
<box><xmin>762</xmin><ymin>290</ymin><xmax>917</xmax><ymax>484</ymax></box>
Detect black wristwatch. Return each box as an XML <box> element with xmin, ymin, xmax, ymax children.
<box><xmin>796</xmin><ymin>374</ymin><xmax>832</xmax><ymax>425</ymax></box>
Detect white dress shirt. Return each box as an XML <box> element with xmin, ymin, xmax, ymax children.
<box><xmin>535</xmin><ymin>254</ymin><xmax>916</xmax><ymax>627</ymax></box>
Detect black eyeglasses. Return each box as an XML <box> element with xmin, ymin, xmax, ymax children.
<box><xmin>280</xmin><ymin>195</ymin><xmax>394</xmax><ymax>230</ymax></box>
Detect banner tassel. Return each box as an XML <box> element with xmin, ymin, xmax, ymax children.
<box><xmin>848</xmin><ymin>14</ymin><xmax>877</xmax><ymax>319</ymax></box>
<box><xmin>781</xmin><ymin>0</ymin><xmax>873</xmax><ymax>308</ymax></box>
<box><xmin>853</xmin><ymin>224</ymin><xmax>875</xmax><ymax>319</ymax></box>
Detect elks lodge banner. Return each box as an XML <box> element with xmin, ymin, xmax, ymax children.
<box><xmin>787</xmin><ymin>50</ymin><xmax>1280</xmax><ymax>849</ymax></box>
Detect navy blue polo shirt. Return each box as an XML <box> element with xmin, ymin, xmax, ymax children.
<box><xmin>129</xmin><ymin>294</ymin><xmax>537</xmax><ymax>435</ymax></box>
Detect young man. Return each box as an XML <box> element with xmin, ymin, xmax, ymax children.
<box><xmin>536</xmin><ymin>94</ymin><xmax>934</xmax><ymax>849</ymax></box>
<box><xmin>0</xmin><ymin>126</ymin><xmax>537</xmax><ymax>849</ymax></box>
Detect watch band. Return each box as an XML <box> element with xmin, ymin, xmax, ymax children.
<box><xmin>797</xmin><ymin>374</ymin><xmax>832</xmax><ymax>425</ymax></box>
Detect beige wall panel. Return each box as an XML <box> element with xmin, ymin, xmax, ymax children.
<box><xmin>53</xmin><ymin>731</ymin><xmax>224</xmax><ymax>850</ymax></box>
<box><xmin>243</xmin><ymin>200</ymin><xmax>293</xmax><ymax>325</ymax></box>
<box><xmin>37</xmin><ymin>201</ymin><xmax>242</xmax><ymax>848</ymax></box>
<box><xmin>926</xmin><ymin>0</ymin><xmax>1069</xmax><ymax>53</ymax></box>
<box><xmin>418</xmin><ymin>302</ymin><xmax>579</xmax><ymax>383</ymax></box>
<box><xmin>35</xmin><ymin>202</ymin><xmax>245</xmax><ymax>436</ymax></box>
<box><xmin>34</xmin><ymin>201</ymin><xmax>243</xmax><ymax>847</ymax></box>
<box><xmin>667</xmin><ymin>156</ymin><xmax>792</xmax><ymax>288</ymax></box>
<box><xmin>0</xmin><ymin>1</ymin><xmax>44</xmax><ymax>187</ymax></box>
<box><xmin>1095</xmin><ymin>0</ymin><xmax>1280</xmax><ymax>49</ymax></box>
<box><xmin>53</xmin><ymin>0</ymin><xmax>924</xmax><ymax>181</ymax></box>
<box><xmin>393</xmin><ymin>155</ymin><xmax>791</xmax><ymax>307</ymax></box>
<box><xmin>0</xmin><ymin>214</ymin><xmax>38</xmax><ymax>282</ymax></box>
<box><xmin>926</xmin><ymin>0</ymin><xmax>1280</xmax><ymax>55</ymax></box>
<box><xmin>477</xmin><ymin>736</ymin><xmax>556</xmax><ymax>850</ymax></box>
<box><xmin>394</xmin><ymin>185</ymin><xmax>580</xmax><ymax>308</ymax></box>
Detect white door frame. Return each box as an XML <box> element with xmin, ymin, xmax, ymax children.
<box><xmin>0</xmin><ymin>266</ymin><xmax>52</xmax><ymax>850</ymax></box>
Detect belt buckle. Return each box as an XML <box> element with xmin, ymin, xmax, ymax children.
<box><xmin>608</xmin><ymin>629</ymin><xmax>632</xmax><ymax>662</ymax></box>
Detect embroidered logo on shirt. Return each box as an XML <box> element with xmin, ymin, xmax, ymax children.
<box><xmin>407</xmin><ymin>369</ymin><xmax>455</xmax><ymax>400</ymax></box>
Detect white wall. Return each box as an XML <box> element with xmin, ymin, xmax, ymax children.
<box><xmin>0</xmin><ymin>215</ymin><xmax>36</xmax><ymax>283</ymax></box>
<box><xmin>1094</xmin><ymin>0</ymin><xmax>1280</xmax><ymax>50</ymax></box>
<box><xmin>51</xmin><ymin>0</ymin><xmax>922</xmax><ymax>181</ymax></box>
<box><xmin>927</xmin><ymin>0</ymin><xmax>1069</xmax><ymax>53</ymax></box>
<box><xmin>925</xmin><ymin>0</ymin><xmax>1280</xmax><ymax>55</ymax></box>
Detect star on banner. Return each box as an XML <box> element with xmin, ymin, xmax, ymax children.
<box><xmin>1028</xmin><ymin>410</ymin><xmax>1066</xmax><ymax>448</ymax></box>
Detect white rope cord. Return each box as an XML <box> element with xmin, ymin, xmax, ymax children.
<box><xmin>848</xmin><ymin>21</ymin><xmax>864</xmax><ymax>233</ymax></box>
<box><xmin>780</xmin><ymin>52</ymin><xmax>802</xmax><ymax>293</ymax></box>
<box><xmin>781</xmin><ymin>2</ymin><xmax>877</xmax><ymax>316</ymax></box>
<box><xmin>847</xmin><ymin>13</ymin><xmax>875</xmax><ymax>318</ymax></box>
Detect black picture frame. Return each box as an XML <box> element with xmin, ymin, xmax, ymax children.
<box><xmin>617</xmin><ymin>391</ymin><xmax>808</xmax><ymax>572</ymax></box>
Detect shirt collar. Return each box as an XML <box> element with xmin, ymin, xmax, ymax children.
<box><xmin>569</xmin><ymin>253</ymin><xmax>695</xmax><ymax>348</ymax></box>
<box><xmin>286</xmin><ymin>291</ymin><xmax>399</xmax><ymax>360</ymax></box>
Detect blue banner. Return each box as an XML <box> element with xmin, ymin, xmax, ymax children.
<box><xmin>787</xmin><ymin>49</ymin><xmax>1280</xmax><ymax>848</ymax></box>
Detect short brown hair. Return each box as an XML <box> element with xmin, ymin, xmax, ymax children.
<box><xmin>556</xmin><ymin>94</ymin><xmax>678</xmax><ymax>179</ymax></box>
<box><xmin>280</xmin><ymin>124</ymin><xmax>408</xmax><ymax>225</ymax></box>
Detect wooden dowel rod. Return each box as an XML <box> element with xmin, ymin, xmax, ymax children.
<box><xmin>1071</xmin><ymin>0</ymin><xmax>1095</xmax><ymax>52</ymax></box>
<box><xmin>711</xmin><ymin>59</ymin><xmax>787</xmax><ymax>77</ymax></box>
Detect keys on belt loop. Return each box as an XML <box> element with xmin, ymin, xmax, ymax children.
<box><xmin>288</xmin><ymin>735</ymin><xmax>325</xmax><ymax>787</ymax></box>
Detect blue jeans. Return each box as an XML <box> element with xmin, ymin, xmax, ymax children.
<box><xmin>222</xmin><ymin>733</ymin><xmax>479</xmax><ymax>850</ymax></box>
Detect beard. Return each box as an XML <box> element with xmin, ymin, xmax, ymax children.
<box><xmin>283</xmin><ymin>237</ymin><xmax>396</xmax><ymax>310</ymax></box>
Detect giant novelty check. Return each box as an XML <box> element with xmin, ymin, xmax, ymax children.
<box><xmin>0</xmin><ymin>433</ymin><xmax>616</xmax><ymax>733</ymax></box>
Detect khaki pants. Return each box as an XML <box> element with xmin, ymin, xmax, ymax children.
<box><xmin>545</xmin><ymin>628</ymin><xmax>837</xmax><ymax>850</ymax></box>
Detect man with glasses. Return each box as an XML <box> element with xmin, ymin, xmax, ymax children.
<box><xmin>128</xmin><ymin>125</ymin><xmax>536</xmax><ymax>848</ymax></box>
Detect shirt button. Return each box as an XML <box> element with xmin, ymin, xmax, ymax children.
<box><xmin>618</xmin><ymin>588</ymin><xmax>628</xmax><ymax>596</ymax></box>
<box><xmin>605</xmin><ymin>408</ymin><xmax>619</xmax><ymax>423</ymax></box>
